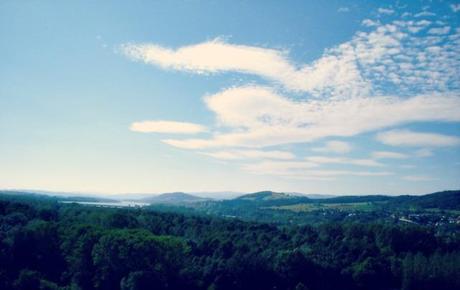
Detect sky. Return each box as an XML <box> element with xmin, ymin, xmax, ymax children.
<box><xmin>1</xmin><ymin>0</ymin><xmax>460</xmax><ymax>195</ymax></box>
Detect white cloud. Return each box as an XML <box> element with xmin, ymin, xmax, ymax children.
<box><xmin>427</xmin><ymin>26</ymin><xmax>451</xmax><ymax>35</ymax></box>
<box><xmin>362</xmin><ymin>19</ymin><xmax>380</xmax><ymax>27</ymax></box>
<box><xmin>121</xmin><ymin>38</ymin><xmax>369</xmax><ymax>98</ymax></box>
<box><xmin>201</xmin><ymin>149</ymin><xmax>295</xmax><ymax>160</ymax></box>
<box><xmin>124</xmin><ymin>11</ymin><xmax>460</xmax><ymax>182</ymax></box>
<box><xmin>242</xmin><ymin>161</ymin><xmax>318</xmax><ymax>175</ymax></box>
<box><xmin>312</xmin><ymin>140</ymin><xmax>352</xmax><ymax>154</ymax></box>
<box><xmin>403</xmin><ymin>175</ymin><xmax>436</xmax><ymax>181</ymax></box>
<box><xmin>130</xmin><ymin>120</ymin><xmax>207</xmax><ymax>134</ymax></box>
<box><xmin>163</xmin><ymin>86</ymin><xmax>460</xmax><ymax>149</ymax></box>
<box><xmin>372</xmin><ymin>151</ymin><xmax>408</xmax><ymax>159</ymax></box>
<box><xmin>305</xmin><ymin>156</ymin><xmax>383</xmax><ymax>167</ymax></box>
<box><xmin>414</xmin><ymin>148</ymin><xmax>433</xmax><ymax>157</ymax></box>
<box><xmin>451</xmin><ymin>4</ymin><xmax>460</xmax><ymax>12</ymax></box>
<box><xmin>414</xmin><ymin>11</ymin><xmax>436</xmax><ymax>17</ymax></box>
<box><xmin>242</xmin><ymin>160</ymin><xmax>392</xmax><ymax>179</ymax></box>
<box><xmin>376</xmin><ymin>129</ymin><xmax>460</xmax><ymax>147</ymax></box>
<box><xmin>400</xmin><ymin>164</ymin><xmax>416</xmax><ymax>169</ymax></box>
<box><xmin>378</xmin><ymin>8</ymin><xmax>395</xmax><ymax>15</ymax></box>
<box><xmin>287</xmin><ymin>170</ymin><xmax>393</xmax><ymax>180</ymax></box>
<box><xmin>307</xmin><ymin>170</ymin><xmax>392</xmax><ymax>177</ymax></box>
<box><xmin>338</xmin><ymin>7</ymin><xmax>350</xmax><ymax>13</ymax></box>
<box><xmin>123</xmin><ymin>16</ymin><xmax>460</xmax><ymax>98</ymax></box>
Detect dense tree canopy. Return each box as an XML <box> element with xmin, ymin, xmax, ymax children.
<box><xmin>0</xmin><ymin>194</ymin><xmax>459</xmax><ymax>290</ymax></box>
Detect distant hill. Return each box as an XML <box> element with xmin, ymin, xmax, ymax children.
<box><xmin>302</xmin><ymin>193</ymin><xmax>336</xmax><ymax>199</ymax></box>
<box><xmin>389</xmin><ymin>190</ymin><xmax>460</xmax><ymax>210</ymax></box>
<box><xmin>320</xmin><ymin>195</ymin><xmax>393</xmax><ymax>204</ymax></box>
<box><xmin>237</xmin><ymin>191</ymin><xmax>303</xmax><ymax>201</ymax></box>
<box><xmin>2</xmin><ymin>189</ymin><xmax>458</xmax><ymax>210</ymax></box>
<box><xmin>236</xmin><ymin>191</ymin><xmax>335</xmax><ymax>201</ymax></box>
<box><xmin>190</xmin><ymin>191</ymin><xmax>243</xmax><ymax>200</ymax></box>
<box><xmin>0</xmin><ymin>190</ymin><xmax>118</xmax><ymax>203</ymax></box>
<box><xmin>212</xmin><ymin>191</ymin><xmax>312</xmax><ymax>208</ymax></box>
<box><xmin>140</xmin><ymin>192</ymin><xmax>209</xmax><ymax>204</ymax></box>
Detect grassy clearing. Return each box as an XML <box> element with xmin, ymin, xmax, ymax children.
<box><xmin>269</xmin><ymin>202</ymin><xmax>376</xmax><ymax>212</ymax></box>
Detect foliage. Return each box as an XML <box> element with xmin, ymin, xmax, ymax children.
<box><xmin>0</xmin><ymin>193</ymin><xmax>459</xmax><ymax>290</ymax></box>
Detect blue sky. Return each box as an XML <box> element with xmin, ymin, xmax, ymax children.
<box><xmin>1</xmin><ymin>0</ymin><xmax>459</xmax><ymax>195</ymax></box>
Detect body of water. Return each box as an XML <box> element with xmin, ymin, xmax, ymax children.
<box><xmin>60</xmin><ymin>201</ymin><xmax>149</xmax><ymax>208</ymax></box>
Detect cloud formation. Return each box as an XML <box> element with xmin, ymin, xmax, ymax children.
<box><xmin>122</xmin><ymin>38</ymin><xmax>368</xmax><ymax>97</ymax></box>
<box><xmin>130</xmin><ymin>121</ymin><xmax>207</xmax><ymax>134</ymax></box>
<box><xmin>162</xmin><ymin>86</ymin><xmax>460</xmax><ymax>149</ymax></box>
<box><xmin>123</xmin><ymin>13</ymin><xmax>460</xmax><ymax>98</ymax></box>
<box><xmin>305</xmin><ymin>156</ymin><xmax>383</xmax><ymax>167</ymax></box>
<box><xmin>201</xmin><ymin>150</ymin><xmax>295</xmax><ymax>160</ymax></box>
<box><xmin>371</xmin><ymin>151</ymin><xmax>409</xmax><ymax>159</ymax></box>
<box><xmin>403</xmin><ymin>175</ymin><xmax>436</xmax><ymax>181</ymax></box>
<box><xmin>376</xmin><ymin>129</ymin><xmax>460</xmax><ymax>147</ymax></box>
<box><xmin>451</xmin><ymin>4</ymin><xmax>460</xmax><ymax>13</ymax></box>
<box><xmin>378</xmin><ymin>8</ymin><xmax>395</xmax><ymax>15</ymax></box>
<box><xmin>312</xmin><ymin>141</ymin><xmax>352</xmax><ymax>154</ymax></box>
<box><xmin>242</xmin><ymin>161</ymin><xmax>393</xmax><ymax>181</ymax></box>
<box><xmin>123</xmin><ymin>5</ymin><xmax>460</xmax><ymax>180</ymax></box>
<box><xmin>242</xmin><ymin>160</ymin><xmax>391</xmax><ymax>180</ymax></box>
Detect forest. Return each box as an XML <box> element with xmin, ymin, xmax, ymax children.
<box><xmin>0</xmin><ymin>192</ymin><xmax>459</xmax><ymax>290</ymax></box>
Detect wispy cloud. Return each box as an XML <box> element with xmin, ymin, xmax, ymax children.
<box><xmin>451</xmin><ymin>4</ymin><xmax>460</xmax><ymax>13</ymax></box>
<box><xmin>242</xmin><ymin>160</ymin><xmax>392</xmax><ymax>179</ymax></box>
<box><xmin>403</xmin><ymin>175</ymin><xmax>436</xmax><ymax>181</ymax></box>
<box><xmin>427</xmin><ymin>26</ymin><xmax>450</xmax><ymax>35</ymax></box>
<box><xmin>162</xmin><ymin>86</ymin><xmax>460</xmax><ymax>149</ymax></box>
<box><xmin>286</xmin><ymin>170</ymin><xmax>393</xmax><ymax>180</ymax></box>
<box><xmin>414</xmin><ymin>148</ymin><xmax>433</xmax><ymax>157</ymax></box>
<box><xmin>121</xmin><ymin>38</ymin><xmax>368</xmax><ymax>97</ymax></box>
<box><xmin>130</xmin><ymin>120</ymin><xmax>207</xmax><ymax>134</ymax></box>
<box><xmin>372</xmin><ymin>151</ymin><xmax>408</xmax><ymax>159</ymax></box>
<box><xmin>378</xmin><ymin>8</ymin><xmax>395</xmax><ymax>15</ymax></box>
<box><xmin>362</xmin><ymin>19</ymin><xmax>380</xmax><ymax>27</ymax></box>
<box><xmin>122</xmin><ymin>14</ymin><xmax>460</xmax><ymax>98</ymax></box>
<box><xmin>305</xmin><ymin>156</ymin><xmax>383</xmax><ymax>167</ymax></box>
<box><xmin>338</xmin><ymin>7</ymin><xmax>350</xmax><ymax>13</ymax></box>
<box><xmin>201</xmin><ymin>149</ymin><xmax>295</xmax><ymax>160</ymax></box>
<box><xmin>376</xmin><ymin>129</ymin><xmax>460</xmax><ymax>147</ymax></box>
<box><xmin>123</xmin><ymin>7</ymin><xmax>460</xmax><ymax>181</ymax></box>
<box><xmin>414</xmin><ymin>11</ymin><xmax>436</xmax><ymax>17</ymax></box>
<box><xmin>242</xmin><ymin>161</ymin><xmax>318</xmax><ymax>175</ymax></box>
<box><xmin>312</xmin><ymin>140</ymin><xmax>352</xmax><ymax>154</ymax></box>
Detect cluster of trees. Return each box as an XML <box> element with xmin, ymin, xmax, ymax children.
<box><xmin>0</xmin><ymin>194</ymin><xmax>459</xmax><ymax>290</ymax></box>
<box><xmin>192</xmin><ymin>191</ymin><xmax>460</xmax><ymax>229</ymax></box>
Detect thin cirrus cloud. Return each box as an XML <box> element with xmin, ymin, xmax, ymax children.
<box><xmin>362</xmin><ymin>19</ymin><xmax>380</xmax><ymax>27</ymax></box>
<box><xmin>371</xmin><ymin>151</ymin><xmax>409</xmax><ymax>159</ymax></box>
<box><xmin>312</xmin><ymin>141</ymin><xmax>352</xmax><ymax>154</ymax></box>
<box><xmin>122</xmin><ymin>14</ymin><xmax>460</xmax><ymax>97</ymax></box>
<box><xmin>304</xmin><ymin>156</ymin><xmax>383</xmax><ymax>167</ymax></box>
<box><xmin>427</xmin><ymin>26</ymin><xmax>451</xmax><ymax>35</ymax></box>
<box><xmin>285</xmin><ymin>170</ymin><xmax>393</xmax><ymax>179</ymax></box>
<box><xmin>242</xmin><ymin>161</ymin><xmax>319</xmax><ymax>175</ymax></box>
<box><xmin>123</xmin><ymin>7</ymin><xmax>460</xmax><ymax>180</ymax></box>
<box><xmin>402</xmin><ymin>175</ymin><xmax>436</xmax><ymax>181</ymax></box>
<box><xmin>201</xmin><ymin>149</ymin><xmax>295</xmax><ymax>160</ymax></box>
<box><xmin>130</xmin><ymin>120</ymin><xmax>207</xmax><ymax>134</ymax></box>
<box><xmin>376</xmin><ymin>129</ymin><xmax>460</xmax><ymax>147</ymax></box>
<box><xmin>451</xmin><ymin>4</ymin><xmax>460</xmax><ymax>13</ymax></box>
<box><xmin>162</xmin><ymin>86</ymin><xmax>460</xmax><ymax>149</ymax></box>
<box><xmin>242</xmin><ymin>160</ymin><xmax>392</xmax><ymax>179</ymax></box>
<box><xmin>378</xmin><ymin>8</ymin><xmax>395</xmax><ymax>15</ymax></box>
<box><xmin>414</xmin><ymin>148</ymin><xmax>433</xmax><ymax>157</ymax></box>
<box><xmin>121</xmin><ymin>38</ymin><xmax>369</xmax><ymax>97</ymax></box>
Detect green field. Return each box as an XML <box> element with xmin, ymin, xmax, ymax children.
<box><xmin>269</xmin><ymin>202</ymin><xmax>376</xmax><ymax>212</ymax></box>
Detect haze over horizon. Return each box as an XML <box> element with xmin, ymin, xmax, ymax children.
<box><xmin>1</xmin><ymin>0</ymin><xmax>460</xmax><ymax>195</ymax></box>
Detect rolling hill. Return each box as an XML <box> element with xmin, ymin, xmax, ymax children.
<box><xmin>140</xmin><ymin>192</ymin><xmax>209</xmax><ymax>204</ymax></box>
